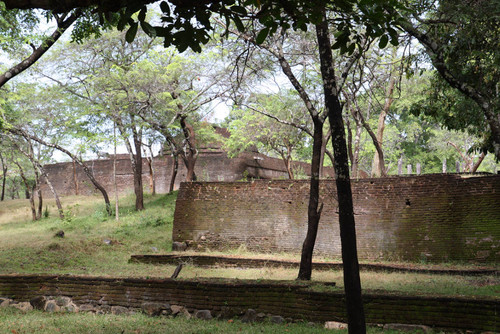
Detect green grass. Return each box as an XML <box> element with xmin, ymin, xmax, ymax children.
<box><xmin>0</xmin><ymin>307</ymin><xmax>408</xmax><ymax>334</ymax></box>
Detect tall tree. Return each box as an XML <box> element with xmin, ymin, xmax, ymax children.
<box><xmin>398</xmin><ymin>0</ymin><xmax>500</xmax><ymax>160</ymax></box>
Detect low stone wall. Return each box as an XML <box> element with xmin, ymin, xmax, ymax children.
<box><xmin>172</xmin><ymin>174</ymin><xmax>500</xmax><ymax>262</ymax></box>
<box><xmin>0</xmin><ymin>275</ymin><xmax>498</xmax><ymax>331</ymax></box>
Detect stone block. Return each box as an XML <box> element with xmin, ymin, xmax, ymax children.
<box><xmin>30</xmin><ymin>296</ymin><xmax>47</xmax><ymax>310</ymax></box>
<box><xmin>383</xmin><ymin>323</ymin><xmax>432</xmax><ymax>333</ymax></box>
<box><xmin>111</xmin><ymin>306</ymin><xmax>130</xmax><ymax>315</ymax></box>
<box><xmin>141</xmin><ymin>302</ymin><xmax>170</xmax><ymax>316</ymax></box>
<box><xmin>12</xmin><ymin>302</ymin><xmax>33</xmax><ymax>312</ymax></box>
<box><xmin>325</xmin><ymin>321</ymin><xmax>348</xmax><ymax>330</ymax></box>
<box><xmin>194</xmin><ymin>310</ymin><xmax>213</xmax><ymax>320</ymax></box>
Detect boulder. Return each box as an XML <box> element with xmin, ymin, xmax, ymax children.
<box><xmin>79</xmin><ymin>304</ymin><xmax>96</xmax><ymax>312</ymax></box>
<box><xmin>30</xmin><ymin>296</ymin><xmax>47</xmax><ymax>310</ymax></box>
<box><xmin>12</xmin><ymin>302</ymin><xmax>33</xmax><ymax>312</ymax></box>
<box><xmin>241</xmin><ymin>308</ymin><xmax>257</xmax><ymax>323</ymax></box>
<box><xmin>383</xmin><ymin>323</ymin><xmax>432</xmax><ymax>333</ymax></box>
<box><xmin>325</xmin><ymin>321</ymin><xmax>348</xmax><ymax>330</ymax></box>
<box><xmin>55</xmin><ymin>296</ymin><xmax>72</xmax><ymax>307</ymax></box>
<box><xmin>270</xmin><ymin>315</ymin><xmax>285</xmax><ymax>324</ymax></box>
<box><xmin>0</xmin><ymin>298</ymin><xmax>12</xmax><ymax>308</ymax></box>
<box><xmin>141</xmin><ymin>302</ymin><xmax>170</xmax><ymax>316</ymax></box>
<box><xmin>194</xmin><ymin>310</ymin><xmax>213</xmax><ymax>320</ymax></box>
<box><xmin>170</xmin><ymin>305</ymin><xmax>191</xmax><ymax>318</ymax></box>
<box><xmin>111</xmin><ymin>306</ymin><xmax>130</xmax><ymax>315</ymax></box>
<box><xmin>44</xmin><ymin>300</ymin><xmax>60</xmax><ymax>313</ymax></box>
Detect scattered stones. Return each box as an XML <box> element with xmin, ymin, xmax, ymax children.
<box><xmin>30</xmin><ymin>296</ymin><xmax>47</xmax><ymax>310</ymax></box>
<box><xmin>172</xmin><ymin>241</ymin><xmax>188</xmax><ymax>251</ymax></box>
<box><xmin>141</xmin><ymin>302</ymin><xmax>170</xmax><ymax>316</ymax></box>
<box><xmin>241</xmin><ymin>308</ymin><xmax>257</xmax><ymax>323</ymax></box>
<box><xmin>111</xmin><ymin>306</ymin><xmax>130</xmax><ymax>315</ymax></box>
<box><xmin>325</xmin><ymin>321</ymin><xmax>348</xmax><ymax>330</ymax></box>
<box><xmin>11</xmin><ymin>302</ymin><xmax>33</xmax><ymax>312</ymax></box>
<box><xmin>54</xmin><ymin>230</ymin><xmax>65</xmax><ymax>238</ymax></box>
<box><xmin>194</xmin><ymin>310</ymin><xmax>213</xmax><ymax>320</ymax></box>
<box><xmin>270</xmin><ymin>315</ymin><xmax>285</xmax><ymax>324</ymax></box>
<box><xmin>383</xmin><ymin>323</ymin><xmax>432</xmax><ymax>333</ymax></box>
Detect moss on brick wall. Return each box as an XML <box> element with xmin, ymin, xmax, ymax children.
<box><xmin>173</xmin><ymin>174</ymin><xmax>500</xmax><ymax>262</ymax></box>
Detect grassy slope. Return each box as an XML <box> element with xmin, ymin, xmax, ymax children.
<box><xmin>0</xmin><ymin>192</ymin><xmax>498</xmax><ymax>298</ymax></box>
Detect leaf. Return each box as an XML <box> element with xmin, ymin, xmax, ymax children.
<box><xmin>256</xmin><ymin>27</ymin><xmax>270</xmax><ymax>45</ymax></box>
<box><xmin>231</xmin><ymin>5</ymin><xmax>247</xmax><ymax>15</ymax></box>
<box><xmin>125</xmin><ymin>22</ymin><xmax>138</xmax><ymax>43</ymax></box>
<box><xmin>140</xmin><ymin>21</ymin><xmax>156</xmax><ymax>37</ymax></box>
<box><xmin>160</xmin><ymin>1</ymin><xmax>170</xmax><ymax>16</ymax></box>
<box><xmin>138</xmin><ymin>6</ymin><xmax>147</xmax><ymax>22</ymax></box>
<box><xmin>378</xmin><ymin>34</ymin><xmax>389</xmax><ymax>49</ymax></box>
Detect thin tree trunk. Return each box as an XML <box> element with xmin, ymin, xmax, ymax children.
<box><xmin>0</xmin><ymin>153</ymin><xmax>6</xmax><ymax>201</ymax></box>
<box><xmin>169</xmin><ymin>152</ymin><xmax>179</xmax><ymax>193</ymax></box>
<box><xmin>15</xmin><ymin>162</ymin><xmax>37</xmax><ymax>221</ymax></box>
<box><xmin>297</xmin><ymin>118</ymin><xmax>324</xmax><ymax>280</ymax></box>
<box><xmin>8</xmin><ymin>128</ymin><xmax>112</xmax><ymax>215</ymax></box>
<box><xmin>351</xmin><ymin>112</ymin><xmax>363</xmax><ymax>178</ymax></box>
<box><xmin>144</xmin><ymin>146</ymin><xmax>156</xmax><ymax>195</ymax></box>
<box><xmin>113</xmin><ymin>122</ymin><xmax>119</xmax><ymax>221</ymax></box>
<box><xmin>316</xmin><ymin>13</ymin><xmax>366</xmax><ymax>333</ymax></box>
<box><xmin>72</xmin><ymin>160</ymin><xmax>79</xmax><ymax>195</ymax></box>
<box><xmin>471</xmin><ymin>152</ymin><xmax>486</xmax><ymax>173</ymax></box>
<box><xmin>39</xmin><ymin>165</ymin><xmax>64</xmax><ymax>220</ymax></box>
<box><xmin>133</xmin><ymin>132</ymin><xmax>144</xmax><ymax>211</ymax></box>
<box><xmin>371</xmin><ymin>74</ymin><xmax>396</xmax><ymax>177</ymax></box>
<box><xmin>180</xmin><ymin>117</ymin><xmax>198</xmax><ymax>182</ymax></box>
<box><xmin>35</xmin><ymin>170</ymin><xmax>42</xmax><ymax>220</ymax></box>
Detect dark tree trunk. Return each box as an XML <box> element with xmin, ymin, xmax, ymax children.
<box><xmin>132</xmin><ymin>132</ymin><xmax>144</xmax><ymax>211</ymax></box>
<box><xmin>180</xmin><ymin>117</ymin><xmax>198</xmax><ymax>182</ymax></box>
<box><xmin>316</xmin><ymin>14</ymin><xmax>366</xmax><ymax>334</ymax></box>
<box><xmin>36</xmin><ymin>175</ymin><xmax>43</xmax><ymax>220</ymax></box>
<box><xmin>169</xmin><ymin>152</ymin><xmax>179</xmax><ymax>193</ymax></box>
<box><xmin>297</xmin><ymin>118</ymin><xmax>324</xmax><ymax>280</ymax></box>
<box><xmin>0</xmin><ymin>153</ymin><xmax>6</xmax><ymax>201</ymax></box>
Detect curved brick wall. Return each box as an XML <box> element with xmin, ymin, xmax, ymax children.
<box><xmin>172</xmin><ymin>174</ymin><xmax>500</xmax><ymax>262</ymax></box>
<box><xmin>0</xmin><ymin>275</ymin><xmax>498</xmax><ymax>331</ymax></box>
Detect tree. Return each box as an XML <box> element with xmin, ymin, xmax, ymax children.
<box><xmin>397</xmin><ymin>0</ymin><xmax>500</xmax><ymax>161</ymax></box>
<box><xmin>225</xmin><ymin>93</ymin><xmax>309</xmax><ymax>179</ymax></box>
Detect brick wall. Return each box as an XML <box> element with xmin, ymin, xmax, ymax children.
<box><xmin>41</xmin><ymin>152</ymin><xmax>331</xmax><ymax>196</ymax></box>
<box><xmin>173</xmin><ymin>174</ymin><xmax>500</xmax><ymax>262</ymax></box>
<box><xmin>0</xmin><ymin>275</ymin><xmax>497</xmax><ymax>331</ymax></box>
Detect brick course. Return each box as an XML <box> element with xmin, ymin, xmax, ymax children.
<box><xmin>173</xmin><ymin>174</ymin><xmax>500</xmax><ymax>262</ymax></box>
